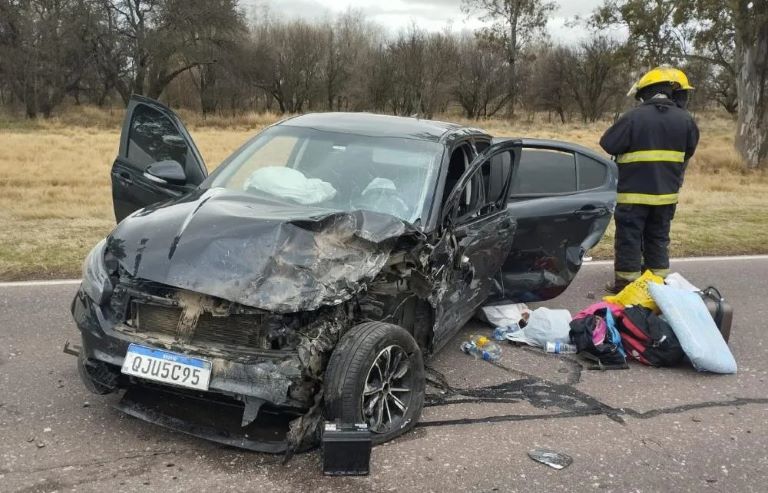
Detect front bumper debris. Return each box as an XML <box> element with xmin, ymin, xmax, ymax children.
<box><xmin>70</xmin><ymin>285</ymin><xmax>350</xmax><ymax>453</ymax></box>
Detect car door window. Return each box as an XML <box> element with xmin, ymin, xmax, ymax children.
<box><xmin>455</xmin><ymin>150</ymin><xmax>513</xmax><ymax>223</ymax></box>
<box><xmin>442</xmin><ymin>143</ymin><xmax>474</xmax><ymax>207</ymax></box>
<box><xmin>577</xmin><ymin>154</ymin><xmax>608</xmax><ymax>190</ymax></box>
<box><xmin>456</xmin><ymin>170</ymin><xmax>485</xmax><ymax>220</ymax></box>
<box><xmin>510</xmin><ymin>149</ymin><xmax>577</xmax><ymax>196</ymax></box>
<box><xmin>127</xmin><ymin>104</ymin><xmax>187</xmax><ymax>169</ymax></box>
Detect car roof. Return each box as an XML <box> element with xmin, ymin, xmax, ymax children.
<box><xmin>278</xmin><ymin>112</ymin><xmax>471</xmax><ymax>143</ymax></box>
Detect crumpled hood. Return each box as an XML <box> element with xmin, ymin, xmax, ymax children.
<box><xmin>107</xmin><ymin>188</ymin><xmax>417</xmax><ymax>312</ymax></box>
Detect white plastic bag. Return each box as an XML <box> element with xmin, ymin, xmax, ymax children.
<box><xmin>649</xmin><ymin>283</ymin><xmax>736</xmax><ymax>374</ymax></box>
<box><xmin>477</xmin><ymin>303</ymin><xmax>530</xmax><ymax>327</ymax></box>
<box><xmin>507</xmin><ymin>308</ymin><xmax>572</xmax><ymax>348</ymax></box>
<box><xmin>244</xmin><ymin>166</ymin><xmax>336</xmax><ymax>205</ymax></box>
<box><xmin>664</xmin><ymin>272</ymin><xmax>700</xmax><ymax>292</ymax></box>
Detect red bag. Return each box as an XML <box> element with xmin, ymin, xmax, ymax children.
<box><xmin>617</xmin><ymin>306</ymin><xmax>684</xmax><ymax>367</ymax></box>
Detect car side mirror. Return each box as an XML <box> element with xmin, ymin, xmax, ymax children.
<box><xmin>144</xmin><ymin>160</ymin><xmax>186</xmax><ymax>186</ymax></box>
<box><xmin>162</xmin><ymin>134</ymin><xmax>188</xmax><ymax>150</ymax></box>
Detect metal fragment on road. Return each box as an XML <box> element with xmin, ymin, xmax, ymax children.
<box><xmin>528</xmin><ymin>448</ymin><xmax>573</xmax><ymax>470</ymax></box>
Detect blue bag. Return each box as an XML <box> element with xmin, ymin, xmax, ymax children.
<box><xmin>649</xmin><ymin>283</ymin><xmax>737</xmax><ymax>374</ymax></box>
<box><xmin>604</xmin><ymin>309</ymin><xmax>626</xmax><ymax>358</ymax></box>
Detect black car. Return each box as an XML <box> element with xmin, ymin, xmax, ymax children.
<box><xmin>72</xmin><ymin>96</ymin><xmax>617</xmax><ymax>453</ymax></box>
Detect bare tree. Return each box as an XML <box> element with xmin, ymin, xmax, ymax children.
<box><xmin>566</xmin><ymin>36</ymin><xmax>627</xmax><ymax>122</ymax></box>
<box><xmin>453</xmin><ymin>34</ymin><xmax>511</xmax><ymax>119</ymax></box>
<box><xmin>0</xmin><ymin>0</ymin><xmax>93</xmax><ymax>118</ymax></box>
<box><xmin>88</xmin><ymin>0</ymin><xmax>244</xmax><ymax>105</ymax></box>
<box><xmin>174</xmin><ymin>0</ymin><xmax>248</xmax><ymax>115</ymax></box>
<box><xmin>320</xmin><ymin>10</ymin><xmax>371</xmax><ymax>111</ymax></box>
<box><xmin>252</xmin><ymin>20</ymin><xmax>326</xmax><ymax>113</ymax></box>
<box><xmin>462</xmin><ymin>0</ymin><xmax>556</xmax><ymax>116</ymax></box>
<box><xmin>528</xmin><ymin>44</ymin><xmax>574</xmax><ymax>123</ymax></box>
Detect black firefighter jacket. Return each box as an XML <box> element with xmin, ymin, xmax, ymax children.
<box><xmin>600</xmin><ymin>98</ymin><xmax>700</xmax><ymax>205</ymax></box>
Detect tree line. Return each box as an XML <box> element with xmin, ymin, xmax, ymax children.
<box><xmin>0</xmin><ymin>0</ymin><xmax>765</xmax><ymax>168</ymax></box>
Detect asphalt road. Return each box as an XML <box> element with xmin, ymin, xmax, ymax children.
<box><xmin>1</xmin><ymin>257</ymin><xmax>767</xmax><ymax>493</ymax></box>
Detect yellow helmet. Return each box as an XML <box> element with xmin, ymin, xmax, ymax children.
<box><xmin>627</xmin><ymin>66</ymin><xmax>694</xmax><ymax>98</ymax></box>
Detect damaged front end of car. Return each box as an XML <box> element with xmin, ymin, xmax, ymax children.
<box><xmin>71</xmin><ymin>200</ymin><xmax>439</xmax><ymax>454</ymax></box>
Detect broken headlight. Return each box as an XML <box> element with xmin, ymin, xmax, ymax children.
<box><xmin>81</xmin><ymin>239</ymin><xmax>113</xmax><ymax>304</ymax></box>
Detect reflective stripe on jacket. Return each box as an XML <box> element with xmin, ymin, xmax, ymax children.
<box><xmin>600</xmin><ymin>98</ymin><xmax>699</xmax><ymax>205</ymax></box>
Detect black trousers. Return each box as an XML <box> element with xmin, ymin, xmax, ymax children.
<box><xmin>613</xmin><ymin>203</ymin><xmax>676</xmax><ymax>281</ymax></box>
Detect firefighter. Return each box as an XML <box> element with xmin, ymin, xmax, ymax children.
<box><xmin>600</xmin><ymin>67</ymin><xmax>700</xmax><ymax>293</ymax></box>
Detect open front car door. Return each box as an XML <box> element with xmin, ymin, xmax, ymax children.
<box><xmin>111</xmin><ymin>96</ymin><xmax>207</xmax><ymax>223</ymax></box>
<box><xmin>432</xmin><ymin>140</ymin><xmax>521</xmax><ymax>350</ymax></box>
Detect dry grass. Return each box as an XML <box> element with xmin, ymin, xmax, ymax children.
<box><xmin>0</xmin><ymin>107</ymin><xmax>766</xmax><ymax>280</ymax></box>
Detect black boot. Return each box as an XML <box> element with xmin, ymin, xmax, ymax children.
<box><xmin>604</xmin><ymin>279</ymin><xmax>630</xmax><ymax>294</ymax></box>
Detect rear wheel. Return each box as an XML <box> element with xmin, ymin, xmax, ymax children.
<box><xmin>324</xmin><ymin>322</ymin><xmax>425</xmax><ymax>444</ymax></box>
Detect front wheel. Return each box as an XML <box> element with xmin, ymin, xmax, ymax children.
<box><xmin>324</xmin><ymin>322</ymin><xmax>425</xmax><ymax>444</ymax></box>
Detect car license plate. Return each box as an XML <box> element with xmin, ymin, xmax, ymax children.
<box><xmin>121</xmin><ymin>344</ymin><xmax>211</xmax><ymax>391</ymax></box>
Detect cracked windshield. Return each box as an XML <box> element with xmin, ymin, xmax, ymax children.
<box><xmin>210</xmin><ymin>125</ymin><xmax>443</xmax><ymax>223</ymax></box>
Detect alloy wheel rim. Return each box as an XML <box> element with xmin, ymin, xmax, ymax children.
<box><xmin>361</xmin><ymin>345</ymin><xmax>413</xmax><ymax>433</ymax></box>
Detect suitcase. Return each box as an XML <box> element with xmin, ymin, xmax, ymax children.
<box><xmin>700</xmin><ymin>287</ymin><xmax>733</xmax><ymax>343</ymax></box>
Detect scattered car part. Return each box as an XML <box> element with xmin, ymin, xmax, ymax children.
<box><xmin>528</xmin><ymin>448</ymin><xmax>573</xmax><ymax>470</ymax></box>
<box><xmin>322</xmin><ymin>422</ymin><xmax>372</xmax><ymax>476</ymax></box>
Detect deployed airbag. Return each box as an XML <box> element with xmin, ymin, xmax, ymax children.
<box><xmin>244</xmin><ymin>166</ymin><xmax>337</xmax><ymax>205</ymax></box>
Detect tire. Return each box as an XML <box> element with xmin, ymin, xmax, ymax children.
<box><xmin>324</xmin><ymin>322</ymin><xmax>425</xmax><ymax>444</ymax></box>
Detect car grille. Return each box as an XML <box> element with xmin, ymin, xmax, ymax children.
<box><xmin>134</xmin><ymin>302</ymin><xmax>269</xmax><ymax>349</ymax></box>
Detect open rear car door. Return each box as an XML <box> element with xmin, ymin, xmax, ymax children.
<box><xmin>494</xmin><ymin>138</ymin><xmax>618</xmax><ymax>302</ymax></box>
<box><xmin>111</xmin><ymin>96</ymin><xmax>207</xmax><ymax>223</ymax></box>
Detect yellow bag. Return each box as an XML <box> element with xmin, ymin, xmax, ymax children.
<box><xmin>604</xmin><ymin>270</ymin><xmax>664</xmax><ymax>311</ymax></box>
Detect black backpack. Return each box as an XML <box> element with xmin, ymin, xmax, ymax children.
<box><xmin>618</xmin><ymin>306</ymin><xmax>684</xmax><ymax>367</ymax></box>
<box><xmin>569</xmin><ymin>310</ymin><xmax>627</xmax><ymax>369</ymax></box>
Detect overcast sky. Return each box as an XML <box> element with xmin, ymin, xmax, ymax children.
<box><xmin>246</xmin><ymin>0</ymin><xmax>617</xmax><ymax>43</ymax></box>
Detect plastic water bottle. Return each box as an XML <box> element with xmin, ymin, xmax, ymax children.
<box><xmin>460</xmin><ymin>335</ymin><xmax>502</xmax><ymax>361</ymax></box>
<box><xmin>492</xmin><ymin>322</ymin><xmax>521</xmax><ymax>341</ymax></box>
<box><xmin>545</xmin><ymin>341</ymin><xmax>578</xmax><ymax>354</ymax></box>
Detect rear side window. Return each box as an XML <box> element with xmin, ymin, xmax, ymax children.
<box><xmin>577</xmin><ymin>155</ymin><xmax>608</xmax><ymax>190</ymax></box>
<box><xmin>510</xmin><ymin>149</ymin><xmax>576</xmax><ymax>195</ymax></box>
<box><xmin>127</xmin><ymin>104</ymin><xmax>186</xmax><ymax>168</ymax></box>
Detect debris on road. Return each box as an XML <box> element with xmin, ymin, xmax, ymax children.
<box><xmin>506</xmin><ymin>308</ymin><xmax>572</xmax><ymax>348</ymax></box>
<box><xmin>528</xmin><ymin>449</ymin><xmax>573</xmax><ymax>470</ymax></box>
<box><xmin>477</xmin><ymin>303</ymin><xmax>530</xmax><ymax>328</ymax></box>
<box><xmin>570</xmin><ymin>304</ymin><xmax>627</xmax><ymax>368</ymax></box>
<box><xmin>492</xmin><ymin>322</ymin><xmax>521</xmax><ymax>341</ymax></box>
<box><xmin>460</xmin><ymin>335</ymin><xmax>501</xmax><ymax>361</ymax></box>
<box><xmin>545</xmin><ymin>342</ymin><xmax>578</xmax><ymax>354</ymax></box>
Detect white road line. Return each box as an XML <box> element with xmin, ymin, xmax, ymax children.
<box><xmin>582</xmin><ymin>254</ymin><xmax>768</xmax><ymax>267</ymax></box>
<box><xmin>1</xmin><ymin>255</ymin><xmax>766</xmax><ymax>287</ymax></box>
<box><xmin>0</xmin><ymin>279</ymin><xmax>81</xmax><ymax>288</ymax></box>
